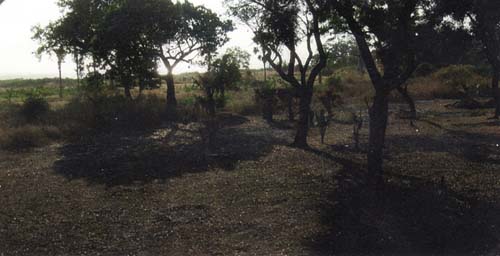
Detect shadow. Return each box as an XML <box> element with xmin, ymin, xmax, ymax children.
<box><xmin>215</xmin><ymin>112</ymin><xmax>250</xmax><ymax>127</ymax></box>
<box><xmin>53</xmin><ymin>117</ymin><xmax>286</xmax><ymax>187</ymax></box>
<box><xmin>387</xmin><ymin>121</ymin><xmax>500</xmax><ymax>165</ymax></box>
<box><xmin>307</xmin><ymin>164</ymin><xmax>500</xmax><ymax>255</ymax></box>
<box><xmin>268</xmin><ymin>119</ymin><xmax>295</xmax><ymax>130</ymax></box>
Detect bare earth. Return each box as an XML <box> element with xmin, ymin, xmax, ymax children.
<box><xmin>1</xmin><ymin>100</ymin><xmax>499</xmax><ymax>255</ymax></box>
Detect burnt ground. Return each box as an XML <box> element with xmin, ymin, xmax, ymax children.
<box><xmin>0</xmin><ymin>100</ymin><xmax>499</xmax><ymax>255</ymax></box>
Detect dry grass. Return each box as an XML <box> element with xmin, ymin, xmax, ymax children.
<box><xmin>0</xmin><ymin>125</ymin><xmax>61</xmax><ymax>151</ymax></box>
<box><xmin>224</xmin><ymin>89</ymin><xmax>260</xmax><ymax>116</ymax></box>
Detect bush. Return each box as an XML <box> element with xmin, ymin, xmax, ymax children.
<box><xmin>0</xmin><ymin>125</ymin><xmax>61</xmax><ymax>151</ymax></box>
<box><xmin>224</xmin><ymin>90</ymin><xmax>260</xmax><ymax>115</ymax></box>
<box><xmin>324</xmin><ymin>75</ymin><xmax>344</xmax><ymax>93</ymax></box>
<box><xmin>433</xmin><ymin>65</ymin><xmax>489</xmax><ymax>96</ymax></box>
<box><xmin>414</xmin><ymin>63</ymin><xmax>436</xmax><ymax>77</ymax></box>
<box><xmin>20</xmin><ymin>96</ymin><xmax>50</xmax><ymax>122</ymax></box>
<box><xmin>57</xmin><ymin>94</ymin><xmax>165</xmax><ymax>134</ymax></box>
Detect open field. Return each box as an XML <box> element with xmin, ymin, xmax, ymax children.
<box><xmin>1</xmin><ymin>100</ymin><xmax>499</xmax><ymax>255</ymax></box>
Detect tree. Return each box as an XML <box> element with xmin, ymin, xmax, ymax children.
<box><xmin>93</xmin><ymin>0</ymin><xmax>162</xmax><ymax>98</ymax></box>
<box><xmin>324</xmin><ymin>36</ymin><xmax>360</xmax><ymax>72</ymax></box>
<box><xmin>328</xmin><ymin>0</ymin><xmax>435</xmax><ymax>186</ymax></box>
<box><xmin>155</xmin><ymin>1</ymin><xmax>232</xmax><ymax>115</ymax></box>
<box><xmin>439</xmin><ymin>0</ymin><xmax>500</xmax><ymax>118</ymax></box>
<box><xmin>212</xmin><ymin>47</ymin><xmax>251</xmax><ymax>91</ymax></box>
<box><xmin>39</xmin><ymin>0</ymin><xmax>169</xmax><ymax>98</ymax></box>
<box><xmin>32</xmin><ymin>22</ymin><xmax>67</xmax><ymax>99</ymax></box>
<box><xmin>227</xmin><ymin>0</ymin><xmax>329</xmax><ymax>148</ymax></box>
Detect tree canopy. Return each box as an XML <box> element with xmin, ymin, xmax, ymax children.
<box><xmin>35</xmin><ymin>0</ymin><xmax>232</xmax><ymax>104</ymax></box>
<box><xmin>226</xmin><ymin>0</ymin><xmax>330</xmax><ymax>147</ymax></box>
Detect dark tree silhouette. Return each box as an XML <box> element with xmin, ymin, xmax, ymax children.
<box><xmin>227</xmin><ymin>0</ymin><xmax>329</xmax><ymax>148</ymax></box>
<box><xmin>155</xmin><ymin>1</ymin><xmax>232</xmax><ymax>116</ymax></box>
<box><xmin>328</xmin><ymin>0</ymin><xmax>435</xmax><ymax>186</ymax></box>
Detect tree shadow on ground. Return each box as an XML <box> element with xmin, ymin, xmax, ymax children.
<box><xmin>306</xmin><ymin>156</ymin><xmax>500</xmax><ymax>255</ymax></box>
<box><xmin>53</xmin><ymin>115</ymin><xmax>287</xmax><ymax>187</ymax></box>
<box><xmin>387</xmin><ymin>129</ymin><xmax>500</xmax><ymax>165</ymax></box>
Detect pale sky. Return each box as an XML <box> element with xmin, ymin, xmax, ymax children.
<box><xmin>0</xmin><ymin>0</ymin><xmax>260</xmax><ymax>79</ymax></box>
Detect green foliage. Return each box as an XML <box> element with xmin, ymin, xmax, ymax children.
<box><xmin>0</xmin><ymin>78</ymin><xmax>78</xmax><ymax>89</ymax></box>
<box><xmin>212</xmin><ymin>47</ymin><xmax>251</xmax><ymax>90</ymax></box>
<box><xmin>433</xmin><ymin>65</ymin><xmax>489</xmax><ymax>94</ymax></box>
<box><xmin>224</xmin><ymin>89</ymin><xmax>260</xmax><ymax>115</ymax></box>
<box><xmin>323</xmin><ymin>36</ymin><xmax>360</xmax><ymax>73</ymax></box>
<box><xmin>80</xmin><ymin>72</ymin><xmax>106</xmax><ymax>98</ymax></box>
<box><xmin>20</xmin><ymin>96</ymin><xmax>50</xmax><ymax>123</ymax></box>
<box><xmin>0</xmin><ymin>86</ymin><xmax>78</xmax><ymax>103</ymax></box>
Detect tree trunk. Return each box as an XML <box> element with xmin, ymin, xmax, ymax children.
<box><xmin>492</xmin><ymin>70</ymin><xmax>500</xmax><ymax>118</ymax></box>
<box><xmin>124</xmin><ymin>84</ymin><xmax>132</xmax><ymax>99</ymax></box>
<box><xmin>165</xmin><ymin>69</ymin><xmax>177</xmax><ymax>114</ymax></box>
<box><xmin>292</xmin><ymin>88</ymin><xmax>313</xmax><ymax>148</ymax></box>
<box><xmin>75</xmin><ymin>51</ymin><xmax>81</xmax><ymax>88</ymax></box>
<box><xmin>263</xmin><ymin>61</ymin><xmax>267</xmax><ymax>82</ymax></box>
<box><xmin>397</xmin><ymin>86</ymin><xmax>416</xmax><ymax>119</ymax></box>
<box><xmin>287</xmin><ymin>96</ymin><xmax>294</xmax><ymax>121</ymax></box>
<box><xmin>367</xmin><ymin>90</ymin><xmax>389</xmax><ymax>187</ymax></box>
<box><xmin>58</xmin><ymin>60</ymin><xmax>63</xmax><ymax>99</ymax></box>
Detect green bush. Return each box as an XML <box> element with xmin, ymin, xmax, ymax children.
<box><xmin>20</xmin><ymin>96</ymin><xmax>50</xmax><ymax>122</ymax></box>
<box><xmin>433</xmin><ymin>65</ymin><xmax>489</xmax><ymax>95</ymax></box>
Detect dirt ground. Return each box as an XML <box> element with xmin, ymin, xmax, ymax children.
<box><xmin>0</xmin><ymin>100</ymin><xmax>499</xmax><ymax>255</ymax></box>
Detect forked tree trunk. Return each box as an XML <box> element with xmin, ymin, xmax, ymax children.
<box><xmin>293</xmin><ymin>88</ymin><xmax>313</xmax><ymax>148</ymax></box>
<box><xmin>165</xmin><ymin>69</ymin><xmax>177</xmax><ymax>115</ymax></box>
<box><xmin>367</xmin><ymin>90</ymin><xmax>389</xmax><ymax>187</ymax></box>
<box><xmin>492</xmin><ymin>70</ymin><xmax>500</xmax><ymax>118</ymax></box>
<box><xmin>397</xmin><ymin>86</ymin><xmax>417</xmax><ymax>119</ymax></box>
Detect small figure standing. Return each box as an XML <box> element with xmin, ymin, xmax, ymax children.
<box><xmin>317</xmin><ymin>109</ymin><xmax>329</xmax><ymax>144</ymax></box>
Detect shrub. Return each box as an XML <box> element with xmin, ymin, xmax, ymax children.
<box><xmin>224</xmin><ymin>89</ymin><xmax>260</xmax><ymax>115</ymax></box>
<box><xmin>57</xmin><ymin>94</ymin><xmax>165</xmax><ymax>134</ymax></box>
<box><xmin>414</xmin><ymin>63</ymin><xmax>436</xmax><ymax>77</ymax></box>
<box><xmin>433</xmin><ymin>65</ymin><xmax>489</xmax><ymax>95</ymax></box>
<box><xmin>20</xmin><ymin>96</ymin><xmax>50</xmax><ymax>122</ymax></box>
<box><xmin>0</xmin><ymin>125</ymin><xmax>61</xmax><ymax>151</ymax></box>
<box><xmin>325</xmin><ymin>75</ymin><xmax>344</xmax><ymax>93</ymax></box>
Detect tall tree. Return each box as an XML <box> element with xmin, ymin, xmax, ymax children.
<box><xmin>328</xmin><ymin>0</ymin><xmax>434</xmax><ymax>186</ymax></box>
<box><xmin>439</xmin><ymin>0</ymin><xmax>500</xmax><ymax>118</ymax></box>
<box><xmin>155</xmin><ymin>1</ymin><xmax>232</xmax><ymax>115</ymax></box>
<box><xmin>38</xmin><ymin>0</ymin><xmax>170</xmax><ymax>98</ymax></box>
<box><xmin>32</xmin><ymin>22</ymin><xmax>67</xmax><ymax>98</ymax></box>
<box><xmin>227</xmin><ymin>0</ymin><xmax>329</xmax><ymax>148</ymax></box>
<box><xmin>93</xmin><ymin>0</ymin><xmax>163</xmax><ymax>98</ymax></box>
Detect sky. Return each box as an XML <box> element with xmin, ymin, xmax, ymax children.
<box><xmin>0</xmin><ymin>0</ymin><xmax>261</xmax><ymax>79</ymax></box>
